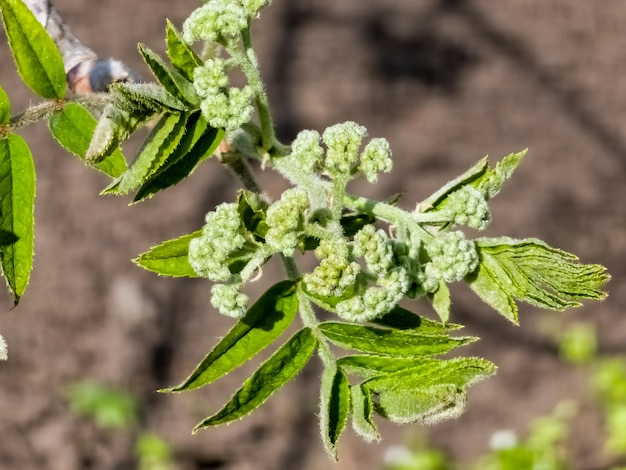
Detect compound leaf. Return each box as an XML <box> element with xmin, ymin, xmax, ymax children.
<box><xmin>193</xmin><ymin>327</ymin><xmax>317</xmax><ymax>429</ymax></box>
<box><xmin>0</xmin><ymin>134</ymin><xmax>35</xmax><ymax>303</ymax></box>
<box><xmin>0</xmin><ymin>0</ymin><xmax>66</xmax><ymax>98</ymax></box>
<box><xmin>164</xmin><ymin>281</ymin><xmax>299</xmax><ymax>392</ymax></box>
<box><xmin>319</xmin><ymin>322</ymin><xmax>475</xmax><ymax>358</ymax></box>
<box><xmin>48</xmin><ymin>103</ymin><xmax>127</xmax><ymax>178</ymax></box>
<box><xmin>467</xmin><ymin>237</ymin><xmax>610</xmax><ymax>324</ymax></box>
<box><xmin>134</xmin><ymin>230</ymin><xmax>201</xmax><ymax>277</ymax></box>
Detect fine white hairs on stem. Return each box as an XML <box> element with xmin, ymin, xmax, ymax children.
<box><xmin>23</xmin><ymin>0</ymin><xmax>140</xmax><ymax>94</ymax></box>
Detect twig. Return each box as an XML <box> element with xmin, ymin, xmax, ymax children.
<box><xmin>23</xmin><ymin>0</ymin><xmax>140</xmax><ymax>94</ymax></box>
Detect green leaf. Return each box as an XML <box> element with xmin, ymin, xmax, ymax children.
<box><xmin>429</xmin><ymin>281</ymin><xmax>451</xmax><ymax>324</ymax></box>
<box><xmin>374</xmin><ymin>384</ymin><xmax>465</xmax><ymax>425</ymax></box>
<box><xmin>363</xmin><ymin>357</ymin><xmax>497</xmax><ymax>424</ymax></box>
<box><xmin>0</xmin><ymin>83</ymin><xmax>9</xmax><ymax>124</ymax></box>
<box><xmin>48</xmin><ymin>103</ymin><xmax>127</xmax><ymax>178</ymax></box>
<box><xmin>112</xmin><ymin>82</ymin><xmax>187</xmax><ymax>113</ymax></box>
<box><xmin>132</xmin><ymin>116</ymin><xmax>223</xmax><ymax>202</ymax></box>
<box><xmin>0</xmin><ymin>134</ymin><xmax>35</xmax><ymax>303</ymax></box>
<box><xmin>193</xmin><ymin>327</ymin><xmax>317</xmax><ymax>429</ymax></box>
<box><xmin>134</xmin><ymin>230</ymin><xmax>201</xmax><ymax>277</ymax></box>
<box><xmin>138</xmin><ymin>43</ymin><xmax>199</xmax><ymax>106</ymax></box>
<box><xmin>477</xmin><ymin>150</ymin><xmax>527</xmax><ymax>199</ymax></box>
<box><xmin>467</xmin><ymin>237</ymin><xmax>610</xmax><ymax>323</ymax></box>
<box><xmin>319</xmin><ymin>322</ymin><xmax>475</xmax><ymax>357</ymax></box>
<box><xmin>320</xmin><ymin>365</ymin><xmax>351</xmax><ymax>459</ymax></box>
<box><xmin>0</xmin><ymin>0</ymin><xmax>66</xmax><ymax>98</ymax></box>
<box><xmin>164</xmin><ymin>281</ymin><xmax>299</xmax><ymax>392</ymax></box>
<box><xmin>165</xmin><ymin>19</ymin><xmax>202</xmax><ymax>82</ymax></box>
<box><xmin>106</xmin><ymin>112</ymin><xmax>188</xmax><ymax>195</ymax></box>
<box><xmin>373</xmin><ymin>305</ymin><xmax>463</xmax><ymax>333</ymax></box>
<box><xmin>337</xmin><ymin>355</ymin><xmax>434</xmax><ymax>378</ymax></box>
<box><xmin>350</xmin><ymin>385</ymin><xmax>379</xmax><ymax>442</ymax></box>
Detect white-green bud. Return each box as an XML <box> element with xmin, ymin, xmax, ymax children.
<box><xmin>303</xmin><ymin>239</ymin><xmax>360</xmax><ymax>298</ymax></box>
<box><xmin>193</xmin><ymin>59</ymin><xmax>230</xmax><ymax>94</ymax></box>
<box><xmin>199</xmin><ymin>86</ymin><xmax>255</xmax><ymax>130</ymax></box>
<box><xmin>183</xmin><ymin>1</ymin><xmax>249</xmax><ymax>44</ymax></box>
<box><xmin>359</xmin><ymin>137</ymin><xmax>393</xmax><ymax>183</ymax></box>
<box><xmin>424</xmin><ymin>231</ymin><xmax>479</xmax><ymax>284</ymax></box>
<box><xmin>289</xmin><ymin>130</ymin><xmax>324</xmax><ymax>174</ymax></box>
<box><xmin>265</xmin><ymin>188</ymin><xmax>310</xmax><ymax>255</ymax></box>
<box><xmin>322</xmin><ymin>121</ymin><xmax>367</xmax><ymax>178</ymax></box>
<box><xmin>353</xmin><ymin>225</ymin><xmax>394</xmax><ymax>277</ymax></box>
<box><xmin>445</xmin><ymin>186</ymin><xmax>491</xmax><ymax>230</ymax></box>
<box><xmin>211</xmin><ymin>283</ymin><xmax>248</xmax><ymax>318</ymax></box>
<box><xmin>188</xmin><ymin>203</ymin><xmax>246</xmax><ymax>281</ymax></box>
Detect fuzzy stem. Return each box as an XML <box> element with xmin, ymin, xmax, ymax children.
<box><xmin>240</xmin><ymin>26</ymin><xmax>276</xmax><ymax>151</ymax></box>
<box><xmin>297</xmin><ymin>286</ymin><xmax>335</xmax><ymax>368</ymax></box>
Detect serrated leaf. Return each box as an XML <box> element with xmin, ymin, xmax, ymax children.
<box><xmin>477</xmin><ymin>150</ymin><xmax>527</xmax><ymax>199</ymax></box>
<box><xmin>0</xmin><ymin>134</ymin><xmax>35</xmax><ymax>303</ymax></box>
<box><xmin>467</xmin><ymin>237</ymin><xmax>610</xmax><ymax>323</ymax></box>
<box><xmin>193</xmin><ymin>327</ymin><xmax>317</xmax><ymax>429</ymax></box>
<box><xmin>164</xmin><ymin>281</ymin><xmax>299</xmax><ymax>392</ymax></box>
<box><xmin>107</xmin><ymin>112</ymin><xmax>188</xmax><ymax>195</ymax></box>
<box><xmin>113</xmin><ymin>82</ymin><xmax>187</xmax><ymax>113</ymax></box>
<box><xmin>375</xmin><ymin>384</ymin><xmax>465</xmax><ymax>425</ymax></box>
<box><xmin>48</xmin><ymin>103</ymin><xmax>127</xmax><ymax>178</ymax></box>
<box><xmin>132</xmin><ymin>116</ymin><xmax>223</xmax><ymax>202</ymax></box>
<box><xmin>134</xmin><ymin>230</ymin><xmax>201</xmax><ymax>277</ymax></box>
<box><xmin>320</xmin><ymin>365</ymin><xmax>351</xmax><ymax>459</ymax></box>
<box><xmin>0</xmin><ymin>83</ymin><xmax>9</xmax><ymax>124</ymax></box>
<box><xmin>319</xmin><ymin>322</ymin><xmax>475</xmax><ymax>357</ymax></box>
<box><xmin>338</xmin><ymin>355</ymin><xmax>433</xmax><ymax>378</ymax></box>
<box><xmin>372</xmin><ymin>305</ymin><xmax>463</xmax><ymax>334</ymax></box>
<box><xmin>363</xmin><ymin>357</ymin><xmax>497</xmax><ymax>392</ymax></box>
<box><xmin>429</xmin><ymin>281</ymin><xmax>451</xmax><ymax>324</ymax></box>
<box><xmin>0</xmin><ymin>0</ymin><xmax>66</xmax><ymax>98</ymax></box>
<box><xmin>138</xmin><ymin>43</ymin><xmax>199</xmax><ymax>106</ymax></box>
<box><xmin>351</xmin><ymin>385</ymin><xmax>379</xmax><ymax>442</ymax></box>
<box><xmin>165</xmin><ymin>19</ymin><xmax>202</xmax><ymax>82</ymax></box>
<box><xmin>363</xmin><ymin>357</ymin><xmax>496</xmax><ymax>424</ymax></box>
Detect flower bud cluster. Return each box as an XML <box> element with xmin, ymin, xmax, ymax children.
<box><xmin>422</xmin><ymin>231</ymin><xmax>479</xmax><ymax>288</ymax></box>
<box><xmin>444</xmin><ymin>186</ymin><xmax>490</xmax><ymax>230</ymax></box>
<box><xmin>359</xmin><ymin>138</ymin><xmax>393</xmax><ymax>183</ymax></box>
<box><xmin>303</xmin><ymin>224</ymin><xmax>410</xmax><ymax>323</ymax></box>
<box><xmin>183</xmin><ymin>0</ymin><xmax>267</xmax><ymax>45</ymax></box>
<box><xmin>303</xmin><ymin>239</ymin><xmax>360</xmax><ymax>298</ymax></box>
<box><xmin>189</xmin><ymin>203</ymin><xmax>245</xmax><ymax>281</ymax></box>
<box><xmin>193</xmin><ymin>61</ymin><xmax>255</xmax><ymax>130</ymax></box>
<box><xmin>322</xmin><ymin>122</ymin><xmax>367</xmax><ymax>178</ymax></box>
<box><xmin>265</xmin><ymin>188</ymin><xmax>310</xmax><ymax>255</ymax></box>
<box><xmin>210</xmin><ymin>283</ymin><xmax>248</xmax><ymax>318</ymax></box>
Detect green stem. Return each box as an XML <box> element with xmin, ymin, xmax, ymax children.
<box><xmin>297</xmin><ymin>286</ymin><xmax>335</xmax><ymax>368</ymax></box>
<box><xmin>240</xmin><ymin>26</ymin><xmax>276</xmax><ymax>151</ymax></box>
<box><xmin>343</xmin><ymin>193</ymin><xmax>439</xmax><ymax>241</ymax></box>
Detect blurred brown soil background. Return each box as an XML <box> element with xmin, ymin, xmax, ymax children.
<box><xmin>0</xmin><ymin>1</ymin><xmax>625</xmax><ymax>469</ymax></box>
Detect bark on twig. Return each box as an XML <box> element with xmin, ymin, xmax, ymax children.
<box><xmin>24</xmin><ymin>0</ymin><xmax>140</xmax><ymax>94</ymax></box>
